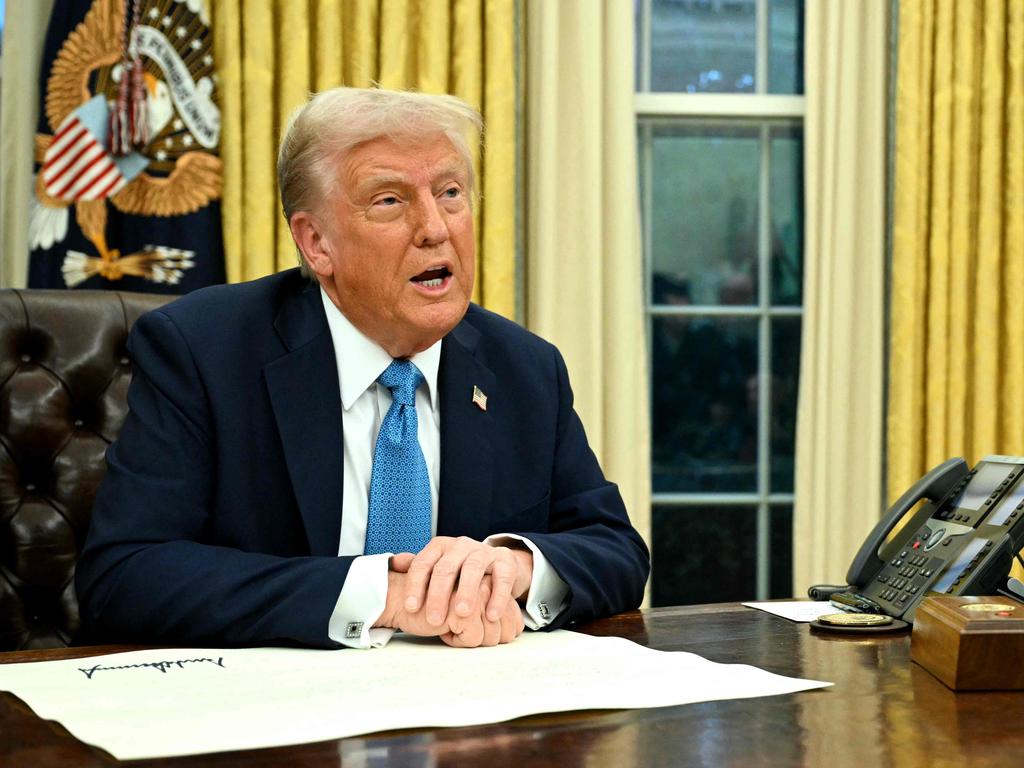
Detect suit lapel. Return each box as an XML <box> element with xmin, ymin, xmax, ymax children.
<box><xmin>264</xmin><ymin>283</ymin><xmax>344</xmax><ymax>556</ymax></box>
<box><xmin>438</xmin><ymin>318</ymin><xmax>495</xmax><ymax>540</ymax></box>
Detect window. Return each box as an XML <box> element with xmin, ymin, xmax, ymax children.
<box><xmin>636</xmin><ymin>0</ymin><xmax>805</xmax><ymax>604</ymax></box>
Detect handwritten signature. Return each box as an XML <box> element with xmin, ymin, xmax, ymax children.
<box><xmin>79</xmin><ymin>657</ymin><xmax>225</xmax><ymax>680</ymax></box>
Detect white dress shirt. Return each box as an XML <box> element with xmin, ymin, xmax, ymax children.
<box><xmin>319</xmin><ymin>289</ymin><xmax>569</xmax><ymax>648</ymax></box>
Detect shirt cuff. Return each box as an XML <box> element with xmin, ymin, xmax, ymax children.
<box><xmin>484</xmin><ymin>534</ymin><xmax>569</xmax><ymax>629</ymax></box>
<box><xmin>328</xmin><ymin>553</ymin><xmax>396</xmax><ymax>648</ymax></box>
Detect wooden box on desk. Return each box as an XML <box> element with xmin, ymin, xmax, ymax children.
<box><xmin>910</xmin><ymin>594</ymin><xmax>1024</xmax><ymax>690</ymax></box>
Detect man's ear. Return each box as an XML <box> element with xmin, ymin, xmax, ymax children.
<box><xmin>288</xmin><ymin>212</ymin><xmax>334</xmax><ymax>277</ymax></box>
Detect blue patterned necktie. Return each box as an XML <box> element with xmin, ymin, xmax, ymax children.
<box><xmin>364</xmin><ymin>359</ymin><xmax>432</xmax><ymax>555</ymax></box>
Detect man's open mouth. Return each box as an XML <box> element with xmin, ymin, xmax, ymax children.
<box><xmin>411</xmin><ymin>266</ymin><xmax>452</xmax><ymax>288</ymax></box>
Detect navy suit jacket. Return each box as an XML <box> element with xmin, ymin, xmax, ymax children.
<box><xmin>76</xmin><ymin>269</ymin><xmax>650</xmax><ymax>647</ymax></box>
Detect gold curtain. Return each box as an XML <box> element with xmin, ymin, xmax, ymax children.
<box><xmin>0</xmin><ymin>0</ymin><xmax>56</xmax><ymax>289</ymax></box>
<box><xmin>890</xmin><ymin>1</ymin><xmax>1024</xmax><ymax>577</ymax></box>
<box><xmin>210</xmin><ymin>0</ymin><xmax>516</xmax><ymax>318</ymax></box>
<box><xmin>890</xmin><ymin>1</ymin><xmax>1024</xmax><ymax>487</ymax></box>
<box><xmin>524</xmin><ymin>0</ymin><xmax>651</xmax><ymax>558</ymax></box>
<box><xmin>794</xmin><ymin>0</ymin><xmax>888</xmax><ymax>592</ymax></box>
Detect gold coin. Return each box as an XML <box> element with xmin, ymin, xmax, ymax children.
<box><xmin>818</xmin><ymin>612</ymin><xmax>893</xmax><ymax>627</ymax></box>
<box><xmin>961</xmin><ymin>603</ymin><xmax>1015</xmax><ymax>612</ymax></box>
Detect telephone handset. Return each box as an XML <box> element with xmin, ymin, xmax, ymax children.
<box><xmin>845</xmin><ymin>458</ymin><xmax>968</xmax><ymax>587</ymax></box>
<box><xmin>831</xmin><ymin>455</ymin><xmax>1024</xmax><ymax>621</ymax></box>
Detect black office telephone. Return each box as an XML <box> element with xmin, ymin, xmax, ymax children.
<box><xmin>823</xmin><ymin>455</ymin><xmax>1024</xmax><ymax>621</ymax></box>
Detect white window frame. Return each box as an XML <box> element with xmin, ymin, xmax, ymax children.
<box><xmin>637</xmin><ymin>0</ymin><xmax>806</xmax><ymax>600</ymax></box>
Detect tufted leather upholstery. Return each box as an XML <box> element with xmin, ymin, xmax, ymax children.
<box><xmin>0</xmin><ymin>289</ymin><xmax>172</xmax><ymax>650</ymax></box>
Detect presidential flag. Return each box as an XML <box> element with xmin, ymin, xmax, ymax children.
<box><xmin>28</xmin><ymin>0</ymin><xmax>225</xmax><ymax>292</ymax></box>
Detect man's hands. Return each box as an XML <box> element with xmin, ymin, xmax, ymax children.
<box><xmin>396</xmin><ymin>536</ymin><xmax>534</xmax><ymax>623</ymax></box>
<box><xmin>373</xmin><ymin>536</ymin><xmax>534</xmax><ymax>648</ymax></box>
<box><xmin>375</xmin><ymin>569</ymin><xmax>525</xmax><ymax>647</ymax></box>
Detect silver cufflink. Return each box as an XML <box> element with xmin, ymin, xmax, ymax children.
<box><xmin>538</xmin><ymin>603</ymin><xmax>550</xmax><ymax>620</ymax></box>
<box><xmin>345</xmin><ymin>622</ymin><xmax>364</xmax><ymax>638</ymax></box>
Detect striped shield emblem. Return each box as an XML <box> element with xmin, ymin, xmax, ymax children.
<box><xmin>42</xmin><ymin>95</ymin><xmax>148</xmax><ymax>202</ymax></box>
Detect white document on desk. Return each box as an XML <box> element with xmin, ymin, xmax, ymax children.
<box><xmin>0</xmin><ymin>630</ymin><xmax>832</xmax><ymax>760</ymax></box>
<box><xmin>742</xmin><ymin>601</ymin><xmax>836</xmax><ymax>622</ymax></box>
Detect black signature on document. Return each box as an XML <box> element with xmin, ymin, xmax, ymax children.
<box><xmin>78</xmin><ymin>657</ymin><xmax>225</xmax><ymax>680</ymax></box>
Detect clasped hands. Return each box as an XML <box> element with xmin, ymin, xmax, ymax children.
<box><xmin>373</xmin><ymin>536</ymin><xmax>533</xmax><ymax>648</ymax></box>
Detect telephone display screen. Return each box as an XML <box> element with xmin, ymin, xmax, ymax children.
<box><xmin>988</xmin><ymin>480</ymin><xmax>1024</xmax><ymax>526</ymax></box>
<box><xmin>931</xmin><ymin>538</ymin><xmax>988</xmax><ymax>593</ymax></box>
<box><xmin>953</xmin><ymin>462</ymin><xmax>1015</xmax><ymax>511</ymax></box>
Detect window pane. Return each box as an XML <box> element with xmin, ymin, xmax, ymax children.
<box><xmin>648</xmin><ymin>123</ymin><xmax>760</xmax><ymax>307</ymax></box>
<box><xmin>770</xmin><ymin>317</ymin><xmax>801</xmax><ymax>493</ymax></box>
<box><xmin>649</xmin><ymin>0</ymin><xmax>756</xmax><ymax>93</ymax></box>
<box><xmin>651</xmin><ymin>316</ymin><xmax>758</xmax><ymax>493</ymax></box>
<box><xmin>770</xmin><ymin>125</ymin><xmax>804</xmax><ymax>305</ymax></box>
<box><xmin>652</xmin><ymin>505</ymin><xmax>757</xmax><ymax>605</ymax></box>
<box><xmin>770</xmin><ymin>505</ymin><xmax>794</xmax><ymax>598</ymax></box>
<box><xmin>769</xmin><ymin>0</ymin><xmax>805</xmax><ymax>94</ymax></box>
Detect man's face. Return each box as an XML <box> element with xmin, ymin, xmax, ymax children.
<box><xmin>314</xmin><ymin>134</ymin><xmax>476</xmax><ymax>357</ymax></box>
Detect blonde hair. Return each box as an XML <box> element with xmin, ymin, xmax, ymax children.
<box><xmin>277</xmin><ymin>87</ymin><xmax>483</xmax><ymax>274</ymax></box>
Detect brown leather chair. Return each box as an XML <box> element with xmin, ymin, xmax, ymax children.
<box><xmin>0</xmin><ymin>289</ymin><xmax>172</xmax><ymax>650</ymax></box>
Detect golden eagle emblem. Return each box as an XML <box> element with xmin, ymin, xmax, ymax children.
<box><xmin>30</xmin><ymin>0</ymin><xmax>222</xmax><ymax>287</ymax></box>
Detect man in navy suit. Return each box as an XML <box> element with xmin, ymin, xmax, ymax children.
<box><xmin>76</xmin><ymin>87</ymin><xmax>649</xmax><ymax>649</ymax></box>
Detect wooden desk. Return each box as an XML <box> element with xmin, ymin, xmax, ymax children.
<box><xmin>2</xmin><ymin>604</ymin><xmax>1021</xmax><ymax>767</ymax></box>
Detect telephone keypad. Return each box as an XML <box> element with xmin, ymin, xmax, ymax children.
<box><xmin>872</xmin><ymin>547</ymin><xmax>949</xmax><ymax>605</ymax></box>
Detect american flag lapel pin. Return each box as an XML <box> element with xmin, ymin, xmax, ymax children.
<box><xmin>472</xmin><ymin>385</ymin><xmax>488</xmax><ymax>411</ymax></box>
